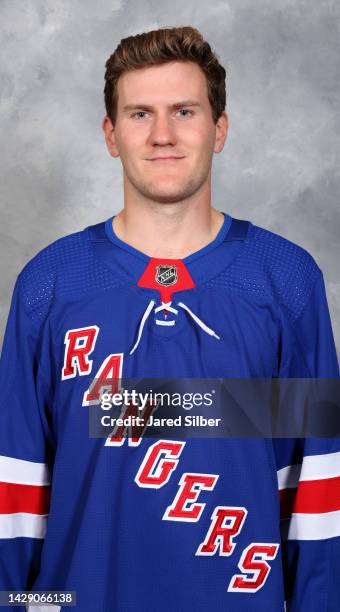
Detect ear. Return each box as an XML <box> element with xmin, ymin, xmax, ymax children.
<box><xmin>102</xmin><ymin>115</ymin><xmax>120</xmax><ymax>158</ymax></box>
<box><xmin>214</xmin><ymin>111</ymin><xmax>228</xmax><ymax>154</ymax></box>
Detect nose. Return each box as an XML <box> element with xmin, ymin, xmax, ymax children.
<box><xmin>147</xmin><ymin>113</ymin><xmax>177</xmax><ymax>146</ymax></box>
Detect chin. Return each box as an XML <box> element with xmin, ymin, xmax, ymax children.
<box><xmin>142</xmin><ymin>180</ymin><xmax>199</xmax><ymax>203</ymax></box>
<box><xmin>148</xmin><ymin>192</ymin><xmax>190</xmax><ymax>204</ymax></box>
<box><xmin>146</xmin><ymin>184</ymin><xmax>196</xmax><ymax>202</ymax></box>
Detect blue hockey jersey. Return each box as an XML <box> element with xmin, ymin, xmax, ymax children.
<box><xmin>0</xmin><ymin>213</ymin><xmax>339</xmax><ymax>611</ymax></box>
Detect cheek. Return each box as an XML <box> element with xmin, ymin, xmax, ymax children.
<box><xmin>115</xmin><ymin>124</ymin><xmax>146</xmax><ymax>153</ymax></box>
<box><xmin>191</xmin><ymin>130</ymin><xmax>215</xmax><ymax>163</ymax></box>
<box><xmin>185</xmin><ymin>124</ymin><xmax>215</xmax><ymax>150</ymax></box>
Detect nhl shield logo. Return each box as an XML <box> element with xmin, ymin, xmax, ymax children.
<box><xmin>155</xmin><ymin>265</ymin><xmax>178</xmax><ymax>286</ymax></box>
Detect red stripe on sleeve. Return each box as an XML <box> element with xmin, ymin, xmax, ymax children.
<box><xmin>0</xmin><ymin>481</ymin><xmax>51</xmax><ymax>515</ymax></box>
<box><xmin>279</xmin><ymin>476</ymin><xmax>340</xmax><ymax>517</ymax></box>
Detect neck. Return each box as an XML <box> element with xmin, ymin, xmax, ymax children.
<box><xmin>112</xmin><ymin>180</ymin><xmax>225</xmax><ymax>260</ymax></box>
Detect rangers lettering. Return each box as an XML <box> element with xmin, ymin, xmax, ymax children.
<box><xmin>228</xmin><ymin>543</ymin><xmax>279</xmax><ymax>592</ymax></box>
<box><xmin>62</xmin><ymin>326</ymin><xmax>99</xmax><ymax>379</ymax></box>
<box><xmin>163</xmin><ymin>472</ymin><xmax>218</xmax><ymax>522</ymax></box>
<box><xmin>82</xmin><ymin>353</ymin><xmax>123</xmax><ymax>405</ymax></box>
<box><xmin>196</xmin><ymin>506</ymin><xmax>247</xmax><ymax>556</ymax></box>
<box><xmin>106</xmin><ymin>399</ymin><xmax>158</xmax><ymax>447</ymax></box>
<box><xmin>135</xmin><ymin>440</ymin><xmax>186</xmax><ymax>487</ymax></box>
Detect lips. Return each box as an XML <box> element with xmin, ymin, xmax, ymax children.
<box><xmin>148</xmin><ymin>156</ymin><xmax>185</xmax><ymax>161</ymax></box>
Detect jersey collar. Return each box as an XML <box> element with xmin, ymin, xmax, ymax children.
<box><xmin>88</xmin><ymin>213</ymin><xmax>251</xmax><ymax>291</ymax></box>
<box><xmin>104</xmin><ymin>212</ymin><xmax>232</xmax><ymax>264</ymax></box>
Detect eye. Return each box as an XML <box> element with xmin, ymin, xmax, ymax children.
<box><xmin>177</xmin><ymin>109</ymin><xmax>193</xmax><ymax>118</ymax></box>
<box><xmin>132</xmin><ymin>111</ymin><xmax>149</xmax><ymax>120</ymax></box>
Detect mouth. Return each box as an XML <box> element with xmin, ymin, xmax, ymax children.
<box><xmin>147</xmin><ymin>156</ymin><xmax>185</xmax><ymax>162</ymax></box>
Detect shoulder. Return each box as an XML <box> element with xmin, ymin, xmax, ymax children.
<box><xmin>17</xmin><ymin>222</ymin><xmax>112</xmax><ymax>321</ymax></box>
<box><xmin>232</xmin><ymin>220</ymin><xmax>322</xmax><ymax>322</ymax></box>
<box><xmin>20</xmin><ymin>227</ymin><xmax>89</xmax><ymax>276</ymax></box>
<box><xmin>249</xmin><ymin>222</ymin><xmax>320</xmax><ymax>275</ymax></box>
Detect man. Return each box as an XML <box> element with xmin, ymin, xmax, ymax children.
<box><xmin>0</xmin><ymin>26</ymin><xmax>339</xmax><ymax>612</ymax></box>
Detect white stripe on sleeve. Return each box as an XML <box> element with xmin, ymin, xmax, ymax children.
<box><xmin>0</xmin><ymin>512</ymin><xmax>48</xmax><ymax>539</ymax></box>
<box><xmin>0</xmin><ymin>455</ymin><xmax>50</xmax><ymax>486</ymax></box>
<box><xmin>277</xmin><ymin>451</ymin><xmax>340</xmax><ymax>490</ymax></box>
<box><xmin>281</xmin><ymin>510</ymin><xmax>340</xmax><ymax>541</ymax></box>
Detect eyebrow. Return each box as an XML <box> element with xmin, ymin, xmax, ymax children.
<box><xmin>122</xmin><ymin>100</ymin><xmax>201</xmax><ymax>112</ymax></box>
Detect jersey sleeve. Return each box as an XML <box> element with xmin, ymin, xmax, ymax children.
<box><xmin>0</xmin><ymin>273</ymin><xmax>54</xmax><ymax>605</ymax></box>
<box><xmin>278</xmin><ymin>271</ymin><xmax>339</xmax><ymax>378</ymax></box>
<box><xmin>274</xmin><ymin>270</ymin><xmax>340</xmax><ymax>611</ymax></box>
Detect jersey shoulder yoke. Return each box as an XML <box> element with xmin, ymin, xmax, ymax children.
<box><xmin>211</xmin><ymin>222</ymin><xmax>322</xmax><ymax>323</ymax></box>
<box><xmin>18</xmin><ymin>223</ymin><xmax>118</xmax><ymax>322</ymax></box>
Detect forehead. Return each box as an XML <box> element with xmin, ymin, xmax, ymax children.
<box><xmin>116</xmin><ymin>61</ymin><xmax>209</xmax><ymax>107</ymax></box>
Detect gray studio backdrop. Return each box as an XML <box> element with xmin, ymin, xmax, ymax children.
<box><xmin>1</xmin><ymin>0</ymin><xmax>339</xmax><ymax>355</ymax></box>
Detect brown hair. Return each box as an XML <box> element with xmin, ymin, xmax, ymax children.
<box><xmin>104</xmin><ymin>26</ymin><xmax>227</xmax><ymax>125</ymax></box>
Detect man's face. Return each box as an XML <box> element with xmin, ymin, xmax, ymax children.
<box><xmin>103</xmin><ymin>61</ymin><xmax>228</xmax><ymax>204</ymax></box>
